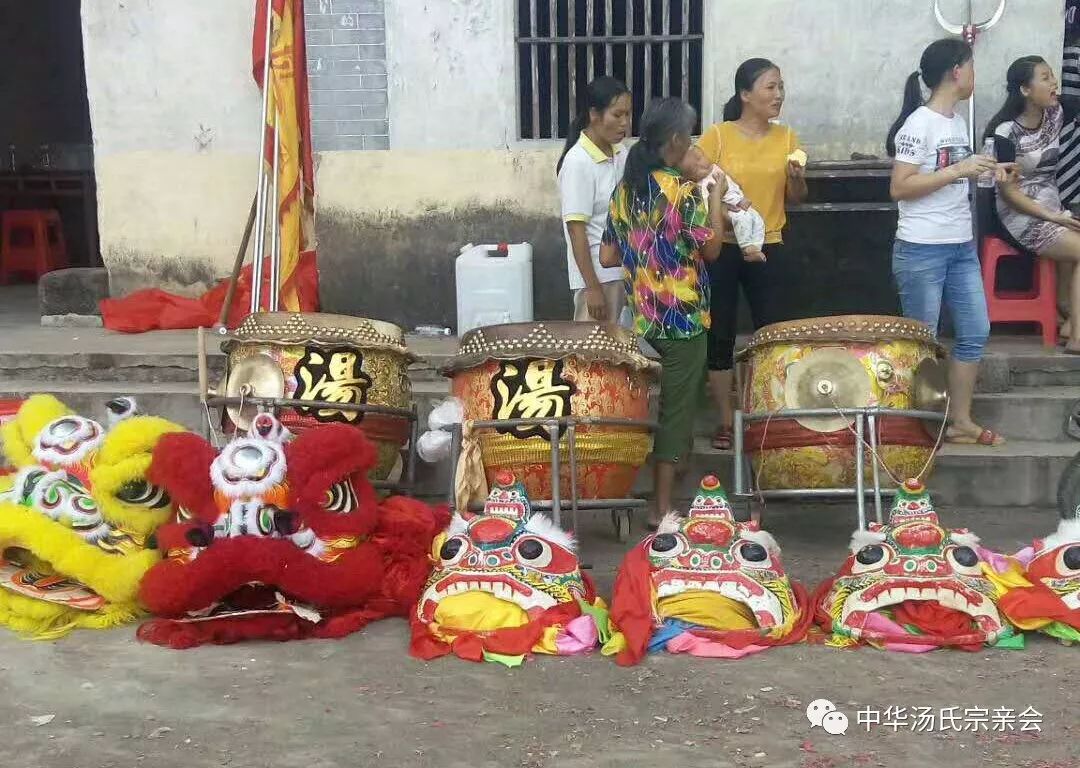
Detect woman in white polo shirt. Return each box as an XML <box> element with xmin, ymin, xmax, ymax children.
<box><xmin>557</xmin><ymin>77</ymin><xmax>632</xmax><ymax>322</ymax></box>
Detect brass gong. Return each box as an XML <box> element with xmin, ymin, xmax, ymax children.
<box><xmin>784</xmin><ymin>348</ymin><xmax>873</xmax><ymax>432</ymax></box>
<box><xmin>912</xmin><ymin>358</ymin><xmax>949</xmax><ymax>413</ymax></box>
<box><xmin>223</xmin><ymin>354</ymin><xmax>285</xmax><ymax>431</ymax></box>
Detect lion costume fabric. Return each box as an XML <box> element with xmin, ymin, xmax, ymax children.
<box><xmin>814</xmin><ymin>479</ymin><xmax>1018</xmax><ymax>652</ymax></box>
<box><xmin>138</xmin><ymin>414</ymin><xmax>447</xmax><ymax>647</ymax></box>
<box><xmin>989</xmin><ymin>519</ymin><xmax>1080</xmax><ymax>645</ymax></box>
<box><xmin>409</xmin><ymin>472</ymin><xmax>610</xmax><ymax>666</ymax></box>
<box><xmin>604</xmin><ymin>475</ymin><xmax>812</xmax><ymax>665</ymax></box>
<box><xmin>0</xmin><ymin>394</ymin><xmax>184</xmax><ymax>638</ymax></box>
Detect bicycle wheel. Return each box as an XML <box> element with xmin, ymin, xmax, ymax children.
<box><xmin>1055</xmin><ymin>451</ymin><xmax>1080</xmax><ymax>520</ymax></box>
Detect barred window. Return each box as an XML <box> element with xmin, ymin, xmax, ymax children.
<box><xmin>516</xmin><ymin>0</ymin><xmax>704</xmax><ymax>140</ymax></box>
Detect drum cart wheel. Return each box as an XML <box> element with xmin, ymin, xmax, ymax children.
<box><xmin>611</xmin><ymin>508</ymin><xmax>633</xmax><ymax>542</ymax></box>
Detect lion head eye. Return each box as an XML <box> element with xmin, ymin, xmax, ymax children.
<box><xmin>116</xmin><ymin>480</ymin><xmax>171</xmax><ymax>509</ymax></box>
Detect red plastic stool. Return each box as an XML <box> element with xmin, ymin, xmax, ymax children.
<box><xmin>980</xmin><ymin>235</ymin><xmax>1058</xmax><ymax>347</ymax></box>
<box><xmin>0</xmin><ymin>210</ymin><xmax>67</xmax><ymax>284</ymax></box>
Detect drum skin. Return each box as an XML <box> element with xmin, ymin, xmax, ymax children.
<box><xmin>223</xmin><ymin>313</ymin><xmax>414</xmax><ymax>481</ymax></box>
<box><xmin>445</xmin><ymin>322</ymin><xmax>656</xmax><ymax>501</ymax></box>
<box><xmin>739</xmin><ymin>316</ymin><xmax>942</xmax><ymax>490</ymax></box>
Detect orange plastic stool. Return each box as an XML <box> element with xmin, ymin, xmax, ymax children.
<box><xmin>980</xmin><ymin>235</ymin><xmax>1058</xmax><ymax>347</ymax></box>
<box><xmin>0</xmin><ymin>210</ymin><xmax>67</xmax><ymax>284</ymax></box>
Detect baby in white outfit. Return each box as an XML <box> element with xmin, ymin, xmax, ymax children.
<box><xmin>677</xmin><ymin>146</ymin><xmax>766</xmax><ymax>263</ymax></box>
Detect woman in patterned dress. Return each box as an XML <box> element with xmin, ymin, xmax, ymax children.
<box><xmin>987</xmin><ymin>56</ymin><xmax>1080</xmax><ymax>353</ymax></box>
<box><xmin>599</xmin><ymin>98</ymin><xmax>728</xmax><ymax>528</ymax></box>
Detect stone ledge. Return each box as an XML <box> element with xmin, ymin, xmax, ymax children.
<box><xmin>38</xmin><ymin>267</ymin><xmax>108</xmax><ymax>316</ymax></box>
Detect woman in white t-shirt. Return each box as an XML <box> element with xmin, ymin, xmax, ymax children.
<box><xmin>886</xmin><ymin>38</ymin><xmax>1007</xmax><ymax>446</ymax></box>
<box><xmin>557</xmin><ymin>77</ymin><xmax>632</xmax><ymax>323</ymax></box>
<box><xmin>986</xmin><ymin>56</ymin><xmax>1080</xmax><ymax>353</ymax></box>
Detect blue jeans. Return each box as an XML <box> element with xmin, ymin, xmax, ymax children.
<box><xmin>892</xmin><ymin>239</ymin><xmax>990</xmax><ymax>363</ymax></box>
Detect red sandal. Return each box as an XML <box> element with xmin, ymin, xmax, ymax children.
<box><xmin>712</xmin><ymin>426</ymin><xmax>733</xmax><ymax>451</ymax></box>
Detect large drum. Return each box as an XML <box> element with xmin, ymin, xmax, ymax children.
<box><xmin>738</xmin><ymin>315</ymin><xmax>945</xmax><ymax>490</ymax></box>
<box><xmin>444</xmin><ymin>322</ymin><xmax>657</xmax><ymax>500</ymax></box>
<box><xmin>220</xmin><ymin>312</ymin><xmax>415</xmax><ymax>480</ymax></box>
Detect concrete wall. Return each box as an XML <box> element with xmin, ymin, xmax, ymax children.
<box><xmin>315</xmin><ymin>0</ymin><xmax>1066</xmax><ymax>331</ymax></box>
<box><xmin>80</xmin><ymin>0</ymin><xmax>1064</xmax><ymax>317</ymax></box>
<box><xmin>704</xmin><ymin>0</ymin><xmax>1065</xmax><ymax>158</ymax></box>
<box><xmin>81</xmin><ymin>0</ymin><xmax>262</xmax><ymax>297</ymax></box>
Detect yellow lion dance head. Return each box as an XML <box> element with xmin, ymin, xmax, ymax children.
<box><xmin>0</xmin><ymin>395</ymin><xmax>185</xmax><ymax>638</ymax></box>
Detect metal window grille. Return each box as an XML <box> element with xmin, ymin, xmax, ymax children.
<box><xmin>516</xmin><ymin>0</ymin><xmax>704</xmax><ymax>140</ymax></box>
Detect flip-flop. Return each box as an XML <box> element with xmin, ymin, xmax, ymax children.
<box><xmin>712</xmin><ymin>426</ymin><xmax>733</xmax><ymax>451</ymax></box>
<box><xmin>946</xmin><ymin>428</ymin><xmax>1005</xmax><ymax>446</ymax></box>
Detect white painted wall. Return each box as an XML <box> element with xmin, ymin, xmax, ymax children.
<box><xmin>385</xmin><ymin>0</ymin><xmax>518</xmax><ymax>150</ymax></box>
<box><xmin>381</xmin><ymin>0</ymin><xmax>1064</xmax><ymax>157</ymax></box>
<box><xmin>704</xmin><ymin>0</ymin><xmax>1064</xmax><ymax>158</ymax></box>
<box><xmin>81</xmin><ymin>0</ymin><xmax>262</xmax><ymax>295</ymax></box>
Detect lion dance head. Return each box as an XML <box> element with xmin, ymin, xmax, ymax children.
<box><xmin>993</xmin><ymin>518</ymin><xmax>1079</xmax><ymax>645</ymax></box>
<box><xmin>409</xmin><ymin>471</ymin><xmax>609</xmax><ymax>665</ymax></box>
<box><xmin>604</xmin><ymin>475</ymin><xmax>811</xmax><ymax>665</ymax></box>
<box><xmin>0</xmin><ymin>394</ymin><xmax>184</xmax><ymax>638</ymax></box>
<box><xmin>814</xmin><ymin>479</ymin><xmax>1014</xmax><ymax>651</ymax></box>
<box><xmin>138</xmin><ymin>414</ymin><xmax>447</xmax><ymax>647</ymax></box>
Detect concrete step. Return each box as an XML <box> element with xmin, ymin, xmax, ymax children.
<box><xmin>677</xmin><ymin>438</ymin><xmax>1075</xmax><ymax>509</ymax></box>
<box><xmin>0</xmin><ymin>351</ymin><xmax>224</xmax><ymax>384</ymax></box>
<box><xmin>0</xmin><ymin>380</ymin><xmax>205</xmax><ymax>433</ymax></box>
<box><xmin>970</xmin><ymin>386</ymin><xmax>1080</xmax><ymax>441</ymax></box>
<box><xmin>1006</xmin><ymin>352</ymin><xmax>1080</xmax><ymax>388</ymax></box>
<box><xmin>3</xmin><ymin>380</ymin><xmax>1073</xmax><ymax>509</ymax></box>
<box><xmin>408</xmin><ymin>434</ymin><xmax>1079</xmax><ymax>510</ymax></box>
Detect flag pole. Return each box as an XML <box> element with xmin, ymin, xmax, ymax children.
<box><xmin>250</xmin><ymin>0</ymin><xmax>275</xmax><ymax>314</ymax></box>
<box><xmin>268</xmin><ymin>118</ymin><xmax>282</xmax><ymax>312</ymax></box>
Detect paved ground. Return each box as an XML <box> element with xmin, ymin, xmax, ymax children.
<box><xmin>0</xmin><ymin>502</ymin><xmax>1075</xmax><ymax>768</ymax></box>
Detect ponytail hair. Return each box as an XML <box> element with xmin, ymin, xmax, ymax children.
<box><xmin>984</xmin><ymin>55</ymin><xmax>1047</xmax><ymax>141</ymax></box>
<box><xmin>556</xmin><ymin>76</ymin><xmax>630</xmax><ymax>174</ymax></box>
<box><xmin>623</xmin><ymin>97</ymin><xmax>697</xmax><ymax>199</ymax></box>
<box><xmin>886</xmin><ymin>38</ymin><xmax>973</xmax><ymax>156</ymax></box>
<box><xmin>723</xmin><ymin>58</ymin><xmax>778</xmax><ymax>121</ymax></box>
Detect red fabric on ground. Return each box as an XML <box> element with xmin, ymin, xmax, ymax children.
<box><xmin>99</xmin><ymin>251</ymin><xmax>318</xmax><ymax>333</ymax></box>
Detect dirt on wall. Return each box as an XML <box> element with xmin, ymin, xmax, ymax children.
<box><xmin>314</xmin><ymin>205</ymin><xmax>903</xmax><ymax>332</ymax></box>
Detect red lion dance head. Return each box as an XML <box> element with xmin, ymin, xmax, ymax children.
<box><xmin>993</xmin><ymin>519</ymin><xmax>1080</xmax><ymax>645</ymax></box>
<box><xmin>138</xmin><ymin>413</ymin><xmax>447</xmax><ymax>647</ymax></box>
<box><xmin>605</xmin><ymin>475</ymin><xmax>811</xmax><ymax>665</ymax></box>
<box><xmin>814</xmin><ymin>479</ymin><xmax>1014</xmax><ymax>651</ymax></box>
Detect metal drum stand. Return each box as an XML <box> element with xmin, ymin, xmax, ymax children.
<box><xmin>443</xmin><ymin>415</ymin><xmax>657</xmax><ymax>545</ymax></box>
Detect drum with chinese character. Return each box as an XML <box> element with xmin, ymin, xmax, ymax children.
<box><xmin>444</xmin><ymin>321</ymin><xmax>657</xmax><ymax>500</ymax></box>
<box><xmin>220</xmin><ymin>312</ymin><xmax>415</xmax><ymax>480</ymax></box>
<box><xmin>738</xmin><ymin>315</ymin><xmax>946</xmax><ymax>490</ymax></box>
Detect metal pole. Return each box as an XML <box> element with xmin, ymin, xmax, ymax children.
<box><xmin>855</xmin><ymin>415</ymin><xmax>867</xmax><ymax>531</ymax></box>
<box><xmin>567</xmin><ymin>423</ymin><xmax>580</xmax><ymax>535</ymax></box>
<box><xmin>405</xmin><ymin>405</ymin><xmax>419</xmax><ymax>493</ymax></box>
<box><xmin>268</xmin><ymin>122</ymin><xmax>282</xmax><ymax>311</ymax></box>
<box><xmin>447</xmin><ymin>423</ymin><xmax>462</xmax><ymax>513</ymax></box>
<box><xmin>868</xmin><ymin>411</ymin><xmax>884</xmax><ymax>524</ymax></box>
<box><xmin>548</xmin><ymin>423</ymin><xmax>562</xmax><ymax>528</ymax></box>
<box><xmin>250</xmin><ymin>0</ymin><xmax>274</xmax><ymax>314</ymax></box>
<box><xmin>733</xmin><ymin>409</ymin><xmax>745</xmax><ymax>496</ymax></box>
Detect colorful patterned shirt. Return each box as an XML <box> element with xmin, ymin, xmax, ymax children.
<box><xmin>603</xmin><ymin>168</ymin><xmax>714</xmax><ymax>340</ymax></box>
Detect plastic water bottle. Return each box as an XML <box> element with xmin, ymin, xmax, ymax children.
<box><xmin>977</xmin><ymin>137</ymin><xmax>996</xmax><ymax>189</ymax></box>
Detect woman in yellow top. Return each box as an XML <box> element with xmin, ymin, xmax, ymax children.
<box><xmin>697</xmin><ymin>57</ymin><xmax>808</xmax><ymax>449</ymax></box>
